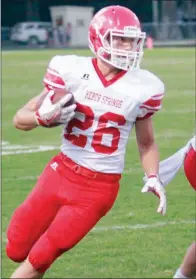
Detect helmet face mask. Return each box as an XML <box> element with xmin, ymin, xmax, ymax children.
<box><xmin>88</xmin><ymin>6</ymin><xmax>146</xmax><ymax>71</ymax></box>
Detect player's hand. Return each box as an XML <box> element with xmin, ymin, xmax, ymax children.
<box><xmin>141</xmin><ymin>175</ymin><xmax>166</xmax><ymax>215</ymax></box>
<box><xmin>34</xmin><ymin>90</ymin><xmax>76</xmax><ymax>127</ymax></box>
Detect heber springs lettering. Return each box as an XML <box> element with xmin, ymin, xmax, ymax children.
<box><xmin>101</xmin><ymin>96</ymin><xmax>122</xmax><ymax>108</ymax></box>
<box><xmin>85</xmin><ymin>91</ymin><xmax>123</xmax><ymax>108</ymax></box>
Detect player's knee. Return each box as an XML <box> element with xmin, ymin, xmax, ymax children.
<box><xmin>6</xmin><ymin>241</ymin><xmax>28</xmax><ymax>262</ymax></box>
<box><xmin>6</xmin><ymin>225</ymin><xmax>30</xmax><ymax>262</ymax></box>
<box><xmin>53</xmin><ymin>235</ymin><xmax>77</xmax><ymax>252</ymax></box>
<box><xmin>28</xmin><ymin>232</ymin><xmax>79</xmax><ymax>273</ymax></box>
<box><xmin>28</xmin><ymin>235</ymin><xmax>61</xmax><ymax>273</ymax></box>
<box><xmin>190</xmin><ymin>242</ymin><xmax>196</xmax><ymax>254</ymax></box>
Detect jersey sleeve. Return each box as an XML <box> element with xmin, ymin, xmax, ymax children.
<box><xmin>189</xmin><ymin>135</ymin><xmax>196</xmax><ymax>151</ymax></box>
<box><xmin>43</xmin><ymin>55</ymin><xmax>65</xmax><ymax>90</ymax></box>
<box><xmin>136</xmin><ymin>92</ymin><xmax>164</xmax><ymax>120</ymax></box>
<box><xmin>136</xmin><ymin>78</ymin><xmax>165</xmax><ymax>121</ymax></box>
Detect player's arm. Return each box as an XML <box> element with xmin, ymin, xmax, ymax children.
<box><xmin>135</xmin><ymin>117</ymin><xmax>159</xmax><ymax>176</ymax></box>
<box><xmin>135</xmin><ymin>89</ymin><xmax>164</xmax><ymax>176</ymax></box>
<box><xmin>13</xmin><ymin>88</ymin><xmax>75</xmax><ymax>131</ymax></box>
<box><xmin>135</xmin><ymin>117</ymin><xmax>166</xmax><ymax>215</ymax></box>
<box><xmin>135</xmin><ymin>84</ymin><xmax>166</xmax><ymax>215</ymax></box>
<box><xmin>13</xmin><ymin>88</ymin><xmax>48</xmax><ymax>131</ymax></box>
<box><xmin>13</xmin><ymin>55</ymin><xmax>76</xmax><ymax>131</ymax></box>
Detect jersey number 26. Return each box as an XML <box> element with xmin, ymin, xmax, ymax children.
<box><xmin>64</xmin><ymin>103</ymin><xmax>126</xmax><ymax>154</ymax></box>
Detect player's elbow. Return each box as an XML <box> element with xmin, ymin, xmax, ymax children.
<box><xmin>137</xmin><ymin>138</ymin><xmax>156</xmax><ymax>153</ymax></box>
<box><xmin>13</xmin><ymin>119</ymin><xmax>28</xmax><ymax>131</ymax></box>
<box><xmin>13</xmin><ymin>113</ymin><xmax>30</xmax><ymax>131</ymax></box>
<box><xmin>13</xmin><ymin>112</ymin><xmax>22</xmax><ymax>129</ymax></box>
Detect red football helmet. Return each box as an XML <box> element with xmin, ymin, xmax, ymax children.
<box><xmin>88</xmin><ymin>5</ymin><xmax>146</xmax><ymax>71</ymax></box>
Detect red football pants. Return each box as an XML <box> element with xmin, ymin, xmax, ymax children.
<box><xmin>6</xmin><ymin>153</ymin><xmax>121</xmax><ymax>273</ymax></box>
<box><xmin>184</xmin><ymin>147</ymin><xmax>196</xmax><ymax>190</ymax></box>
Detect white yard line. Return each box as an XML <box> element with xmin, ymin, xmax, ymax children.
<box><xmin>2</xmin><ymin>220</ymin><xmax>195</xmax><ymax>243</ymax></box>
<box><xmin>92</xmin><ymin>220</ymin><xmax>195</xmax><ymax>232</ymax></box>
<box><xmin>2</xmin><ymin>147</ymin><xmax>59</xmax><ymax>155</ymax></box>
<box><xmin>2</xmin><ymin>144</ymin><xmax>59</xmax><ymax>155</ymax></box>
<box><xmin>3</xmin><ymin>176</ymin><xmax>38</xmax><ymax>182</ymax></box>
<box><xmin>2</xmin><ymin>131</ymin><xmax>191</xmax><ymax>156</ymax></box>
<box><xmin>2</xmin><ymin>141</ymin><xmax>9</xmax><ymax>145</ymax></box>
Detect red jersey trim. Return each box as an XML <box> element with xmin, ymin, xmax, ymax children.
<box><xmin>136</xmin><ymin>112</ymin><xmax>154</xmax><ymax>121</ymax></box>
<box><xmin>92</xmin><ymin>58</ymin><xmax>127</xmax><ymax>88</ymax></box>
<box><xmin>44</xmin><ymin>71</ymin><xmax>65</xmax><ymax>86</ymax></box>
<box><xmin>142</xmin><ymin>97</ymin><xmax>163</xmax><ymax>108</ymax></box>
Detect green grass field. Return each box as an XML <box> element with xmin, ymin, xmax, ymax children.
<box><xmin>2</xmin><ymin>48</ymin><xmax>195</xmax><ymax>278</ymax></box>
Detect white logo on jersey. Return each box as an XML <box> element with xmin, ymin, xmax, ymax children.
<box><xmin>50</xmin><ymin>162</ymin><xmax>58</xmax><ymax>171</ymax></box>
<box><xmin>81</xmin><ymin>73</ymin><xmax>89</xmax><ymax>80</ymax></box>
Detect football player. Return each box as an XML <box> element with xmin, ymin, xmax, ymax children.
<box><xmin>155</xmin><ymin>135</ymin><xmax>195</xmax><ymax>190</ymax></box>
<box><xmin>173</xmin><ymin>241</ymin><xmax>196</xmax><ymax>279</ymax></box>
<box><xmin>6</xmin><ymin>6</ymin><xmax>166</xmax><ymax>278</ymax></box>
<box><xmin>144</xmin><ymin>135</ymin><xmax>196</xmax><ymax>278</ymax></box>
<box><xmin>156</xmin><ymin>136</ymin><xmax>196</xmax><ymax>279</ymax></box>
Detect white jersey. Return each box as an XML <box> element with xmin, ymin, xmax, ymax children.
<box><xmin>43</xmin><ymin>55</ymin><xmax>164</xmax><ymax>173</ymax></box>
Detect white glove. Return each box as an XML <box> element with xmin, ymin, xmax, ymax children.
<box><xmin>34</xmin><ymin>90</ymin><xmax>76</xmax><ymax>127</ymax></box>
<box><xmin>141</xmin><ymin>175</ymin><xmax>166</xmax><ymax>215</ymax></box>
